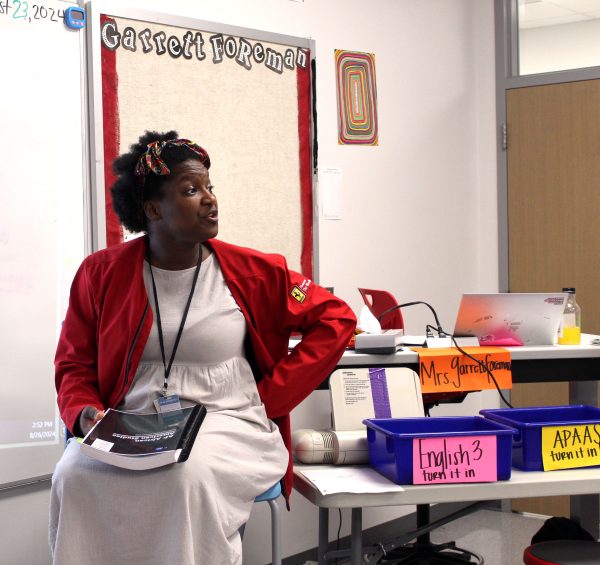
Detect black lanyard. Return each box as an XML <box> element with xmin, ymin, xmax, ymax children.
<box><xmin>148</xmin><ymin>250</ymin><xmax>202</xmax><ymax>396</ymax></box>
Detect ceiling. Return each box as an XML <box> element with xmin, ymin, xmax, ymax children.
<box><xmin>519</xmin><ymin>0</ymin><xmax>600</xmax><ymax>28</ymax></box>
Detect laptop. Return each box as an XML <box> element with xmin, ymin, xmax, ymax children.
<box><xmin>453</xmin><ymin>293</ymin><xmax>568</xmax><ymax>346</ymax></box>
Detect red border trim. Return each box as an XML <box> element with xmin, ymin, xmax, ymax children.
<box><xmin>101</xmin><ymin>16</ymin><xmax>122</xmax><ymax>247</ymax></box>
<box><xmin>297</xmin><ymin>53</ymin><xmax>313</xmax><ymax>278</ymax></box>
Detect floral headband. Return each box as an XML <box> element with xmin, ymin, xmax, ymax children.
<box><xmin>134</xmin><ymin>139</ymin><xmax>211</xmax><ymax>179</ymax></box>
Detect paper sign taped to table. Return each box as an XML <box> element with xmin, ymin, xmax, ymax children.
<box><xmin>412</xmin><ymin>435</ymin><xmax>498</xmax><ymax>484</ymax></box>
<box><xmin>542</xmin><ymin>424</ymin><xmax>600</xmax><ymax>471</ymax></box>
<box><xmin>413</xmin><ymin>347</ymin><xmax>512</xmax><ymax>393</ymax></box>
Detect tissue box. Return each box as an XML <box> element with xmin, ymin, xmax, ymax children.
<box><xmin>354</xmin><ymin>330</ymin><xmax>404</xmax><ymax>354</ymax></box>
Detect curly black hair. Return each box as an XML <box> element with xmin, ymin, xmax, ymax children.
<box><xmin>111</xmin><ymin>130</ymin><xmax>210</xmax><ymax>233</ymax></box>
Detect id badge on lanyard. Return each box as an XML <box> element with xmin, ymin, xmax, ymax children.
<box><xmin>154</xmin><ymin>394</ymin><xmax>182</xmax><ymax>414</ymax></box>
<box><xmin>148</xmin><ymin>249</ymin><xmax>202</xmax><ymax>415</ymax></box>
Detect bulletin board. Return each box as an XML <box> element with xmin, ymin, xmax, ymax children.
<box><xmin>86</xmin><ymin>1</ymin><xmax>316</xmax><ymax>276</ymax></box>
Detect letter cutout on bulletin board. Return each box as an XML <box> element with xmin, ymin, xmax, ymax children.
<box><xmin>88</xmin><ymin>3</ymin><xmax>315</xmax><ymax>276</ymax></box>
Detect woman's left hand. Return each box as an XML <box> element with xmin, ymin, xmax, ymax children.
<box><xmin>79</xmin><ymin>406</ymin><xmax>105</xmax><ymax>436</ymax></box>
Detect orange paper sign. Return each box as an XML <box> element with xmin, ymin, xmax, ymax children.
<box><xmin>414</xmin><ymin>347</ymin><xmax>512</xmax><ymax>393</ymax></box>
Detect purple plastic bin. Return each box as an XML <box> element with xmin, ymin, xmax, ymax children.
<box><xmin>363</xmin><ymin>416</ymin><xmax>516</xmax><ymax>485</ymax></box>
<box><xmin>480</xmin><ymin>405</ymin><xmax>600</xmax><ymax>471</ymax></box>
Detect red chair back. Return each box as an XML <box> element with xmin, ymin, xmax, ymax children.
<box><xmin>358</xmin><ymin>288</ymin><xmax>469</xmax><ymax>410</ymax></box>
<box><xmin>358</xmin><ymin>288</ymin><xmax>404</xmax><ymax>330</ymax></box>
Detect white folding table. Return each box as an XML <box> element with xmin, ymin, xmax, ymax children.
<box><xmin>294</xmin><ymin>464</ymin><xmax>600</xmax><ymax>565</ymax></box>
<box><xmin>300</xmin><ymin>335</ymin><xmax>600</xmax><ymax>563</ymax></box>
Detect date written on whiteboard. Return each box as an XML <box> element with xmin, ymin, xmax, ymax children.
<box><xmin>1</xmin><ymin>1</ymin><xmax>66</xmax><ymax>24</ymax></box>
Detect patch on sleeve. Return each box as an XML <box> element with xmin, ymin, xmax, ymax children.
<box><xmin>291</xmin><ymin>279</ymin><xmax>312</xmax><ymax>303</ymax></box>
<box><xmin>291</xmin><ymin>286</ymin><xmax>306</xmax><ymax>303</ymax></box>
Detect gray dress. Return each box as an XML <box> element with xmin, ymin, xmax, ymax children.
<box><xmin>49</xmin><ymin>253</ymin><xmax>289</xmax><ymax>565</ymax></box>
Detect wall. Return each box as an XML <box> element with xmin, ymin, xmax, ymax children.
<box><xmin>520</xmin><ymin>18</ymin><xmax>600</xmax><ymax>75</ymax></box>
<box><xmin>0</xmin><ymin>1</ymin><xmax>498</xmax><ymax>563</ymax></box>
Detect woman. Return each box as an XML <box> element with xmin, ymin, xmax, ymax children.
<box><xmin>50</xmin><ymin>131</ymin><xmax>356</xmax><ymax>564</ymax></box>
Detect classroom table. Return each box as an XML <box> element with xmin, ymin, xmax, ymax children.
<box><xmin>294</xmin><ymin>464</ymin><xmax>600</xmax><ymax>565</ymax></box>
<box><xmin>334</xmin><ymin>333</ymin><xmax>600</xmax><ymax>390</ymax></box>
<box><xmin>302</xmin><ymin>335</ymin><xmax>600</xmax><ymax>563</ymax></box>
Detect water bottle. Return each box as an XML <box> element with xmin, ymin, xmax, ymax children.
<box><xmin>557</xmin><ymin>287</ymin><xmax>581</xmax><ymax>345</ymax></box>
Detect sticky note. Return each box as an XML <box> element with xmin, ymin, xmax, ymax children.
<box><xmin>542</xmin><ymin>424</ymin><xmax>600</xmax><ymax>471</ymax></box>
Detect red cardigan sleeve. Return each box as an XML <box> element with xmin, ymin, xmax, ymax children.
<box><xmin>54</xmin><ymin>261</ymin><xmax>104</xmax><ymax>434</ymax></box>
<box><xmin>256</xmin><ymin>265</ymin><xmax>356</xmax><ymax>419</ymax></box>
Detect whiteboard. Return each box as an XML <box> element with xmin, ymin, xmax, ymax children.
<box><xmin>0</xmin><ymin>0</ymin><xmax>88</xmax><ymax>488</ymax></box>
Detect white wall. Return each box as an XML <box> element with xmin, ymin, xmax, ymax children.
<box><xmin>520</xmin><ymin>18</ymin><xmax>600</xmax><ymax>75</ymax></box>
<box><xmin>0</xmin><ymin>482</ymin><xmax>52</xmax><ymax>565</ymax></box>
<box><xmin>0</xmin><ymin>1</ymin><xmax>499</xmax><ymax>564</ymax></box>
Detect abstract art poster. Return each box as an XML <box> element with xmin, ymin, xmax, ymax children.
<box><xmin>335</xmin><ymin>50</ymin><xmax>378</xmax><ymax>145</ymax></box>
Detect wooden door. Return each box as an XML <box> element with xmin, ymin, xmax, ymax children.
<box><xmin>507</xmin><ymin>79</ymin><xmax>600</xmax><ymax>515</ymax></box>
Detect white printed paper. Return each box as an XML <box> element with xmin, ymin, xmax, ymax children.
<box><xmin>91</xmin><ymin>438</ymin><xmax>114</xmax><ymax>452</ymax></box>
<box><xmin>319</xmin><ymin>167</ymin><xmax>342</xmax><ymax>219</ymax></box>
<box><xmin>300</xmin><ymin>467</ymin><xmax>404</xmax><ymax>495</ymax></box>
<box><xmin>330</xmin><ymin>367</ymin><xmax>424</xmax><ymax>430</ymax></box>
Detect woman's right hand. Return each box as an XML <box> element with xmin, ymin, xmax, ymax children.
<box><xmin>79</xmin><ymin>406</ymin><xmax>106</xmax><ymax>436</ymax></box>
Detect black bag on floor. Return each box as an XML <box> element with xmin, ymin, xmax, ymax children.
<box><xmin>531</xmin><ymin>516</ymin><xmax>595</xmax><ymax>544</ymax></box>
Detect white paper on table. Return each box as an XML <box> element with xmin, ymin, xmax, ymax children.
<box><xmin>319</xmin><ymin>167</ymin><xmax>342</xmax><ymax>219</ymax></box>
<box><xmin>300</xmin><ymin>467</ymin><xmax>404</xmax><ymax>495</ymax></box>
<box><xmin>398</xmin><ymin>335</ymin><xmax>427</xmax><ymax>346</ymax></box>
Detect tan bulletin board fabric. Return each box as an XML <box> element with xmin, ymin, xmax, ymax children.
<box><xmin>99</xmin><ymin>14</ymin><xmax>313</xmax><ymax>274</ymax></box>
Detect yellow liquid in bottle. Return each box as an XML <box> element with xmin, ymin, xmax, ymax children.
<box><xmin>558</xmin><ymin>326</ymin><xmax>581</xmax><ymax>345</ymax></box>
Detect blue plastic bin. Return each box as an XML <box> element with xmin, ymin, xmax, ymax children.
<box><xmin>363</xmin><ymin>416</ymin><xmax>517</xmax><ymax>485</ymax></box>
<box><xmin>480</xmin><ymin>405</ymin><xmax>600</xmax><ymax>471</ymax></box>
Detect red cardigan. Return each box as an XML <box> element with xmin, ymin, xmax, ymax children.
<box><xmin>55</xmin><ymin>236</ymin><xmax>356</xmax><ymax>499</ymax></box>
